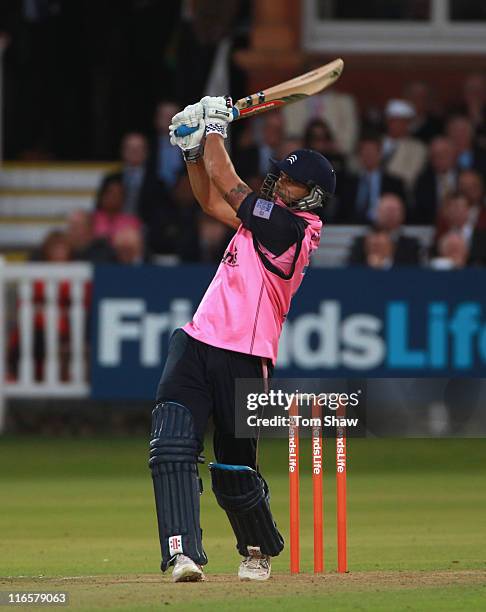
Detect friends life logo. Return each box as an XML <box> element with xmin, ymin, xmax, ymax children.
<box><xmin>276</xmin><ymin>300</ymin><xmax>486</xmax><ymax>374</ymax></box>
<box><xmin>95</xmin><ymin>297</ymin><xmax>486</xmax><ymax>374</ymax></box>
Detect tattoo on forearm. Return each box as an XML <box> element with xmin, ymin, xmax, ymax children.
<box><xmin>224</xmin><ymin>183</ymin><xmax>252</xmax><ymax>210</ymax></box>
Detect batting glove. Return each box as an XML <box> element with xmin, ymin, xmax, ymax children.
<box><xmin>201</xmin><ymin>96</ymin><xmax>235</xmax><ymax>139</ymax></box>
<box><xmin>169</xmin><ymin>102</ymin><xmax>205</xmax><ymax>163</ymax></box>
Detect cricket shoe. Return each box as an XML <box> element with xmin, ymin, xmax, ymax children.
<box><xmin>172</xmin><ymin>554</ymin><xmax>205</xmax><ymax>582</ymax></box>
<box><xmin>238</xmin><ymin>546</ymin><xmax>271</xmax><ymax>581</ymax></box>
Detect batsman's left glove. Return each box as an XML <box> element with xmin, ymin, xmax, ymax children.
<box><xmin>201</xmin><ymin>96</ymin><xmax>236</xmax><ymax>139</ymax></box>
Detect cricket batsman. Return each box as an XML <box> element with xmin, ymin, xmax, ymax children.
<box><xmin>149</xmin><ymin>96</ymin><xmax>336</xmax><ymax>582</ymax></box>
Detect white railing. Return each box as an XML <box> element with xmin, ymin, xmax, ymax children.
<box><xmin>0</xmin><ymin>259</ymin><xmax>93</xmax><ymax>432</ymax></box>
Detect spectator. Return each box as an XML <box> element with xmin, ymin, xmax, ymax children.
<box><xmin>39</xmin><ymin>230</ymin><xmax>72</xmax><ymax>262</ymax></box>
<box><xmin>98</xmin><ymin>132</ymin><xmax>149</xmax><ymax>214</ymax></box>
<box><xmin>336</xmin><ymin>133</ymin><xmax>406</xmax><ymax>223</ymax></box>
<box><xmin>147</xmin><ymin>100</ymin><xmax>183</xmax><ymax>189</ymax></box>
<box><xmin>440</xmin><ymin>192</ymin><xmax>472</xmax><ymax>238</ymax></box>
<box><xmin>120</xmin><ymin>132</ymin><xmax>149</xmax><ymax>214</ymax></box>
<box><xmin>112</xmin><ymin>226</ymin><xmax>147</xmax><ymax>265</ymax></box>
<box><xmin>458</xmin><ymin>169</ymin><xmax>486</xmax><ymax>230</ymax></box>
<box><xmin>413</xmin><ymin>137</ymin><xmax>458</xmax><ymax>224</ymax></box>
<box><xmin>303</xmin><ymin>118</ymin><xmax>347</xmax><ymax>175</ymax></box>
<box><xmin>66</xmin><ymin>210</ymin><xmax>116</xmax><ymax>263</ymax></box>
<box><xmin>382</xmin><ymin>99</ymin><xmax>427</xmax><ymax>188</ymax></box>
<box><xmin>434</xmin><ymin>192</ymin><xmax>486</xmax><ymax>264</ymax></box>
<box><xmin>259</xmin><ymin>113</ymin><xmax>285</xmax><ymax>176</ymax></box>
<box><xmin>446</xmin><ymin>115</ymin><xmax>486</xmax><ymax>175</ymax></box>
<box><xmin>404</xmin><ymin>81</ymin><xmax>444</xmax><ymax>143</ymax></box>
<box><xmin>93</xmin><ymin>176</ymin><xmax>142</xmax><ymax>243</ymax></box>
<box><xmin>348</xmin><ymin>194</ymin><xmax>420</xmax><ymax>265</ymax></box>
<box><xmin>430</xmin><ymin>233</ymin><xmax>469</xmax><ymax>269</ymax></box>
<box><xmin>99</xmin><ymin>132</ymin><xmax>178</xmax><ymax>255</ymax></box>
<box><xmin>352</xmin><ymin>230</ymin><xmax>395</xmax><ymax>269</ymax></box>
<box><xmin>453</xmin><ymin>73</ymin><xmax>486</xmax><ymax>150</ymax></box>
<box><xmin>234</xmin><ymin>112</ymin><xmax>284</xmax><ymax>180</ymax></box>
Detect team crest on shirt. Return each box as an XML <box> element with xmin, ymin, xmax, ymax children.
<box><xmin>222</xmin><ymin>245</ymin><xmax>239</xmax><ymax>267</ymax></box>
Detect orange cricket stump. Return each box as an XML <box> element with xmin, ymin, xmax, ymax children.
<box><xmin>336</xmin><ymin>404</ymin><xmax>348</xmax><ymax>573</ymax></box>
<box><xmin>289</xmin><ymin>397</ymin><xmax>349</xmax><ymax>575</ymax></box>
<box><xmin>312</xmin><ymin>402</ymin><xmax>324</xmax><ymax>573</ymax></box>
<box><xmin>289</xmin><ymin>400</ymin><xmax>300</xmax><ymax>574</ymax></box>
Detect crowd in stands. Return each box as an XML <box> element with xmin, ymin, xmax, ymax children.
<box><xmin>32</xmin><ymin>72</ymin><xmax>486</xmax><ymax>270</ymax></box>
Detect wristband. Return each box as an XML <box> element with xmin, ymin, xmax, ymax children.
<box><xmin>183</xmin><ymin>143</ymin><xmax>204</xmax><ymax>164</ymax></box>
<box><xmin>205</xmin><ymin>123</ymin><xmax>227</xmax><ymax>139</ymax></box>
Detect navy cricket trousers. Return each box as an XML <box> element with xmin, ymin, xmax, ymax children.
<box><xmin>156</xmin><ymin>328</ymin><xmax>271</xmax><ymax>468</ymax></box>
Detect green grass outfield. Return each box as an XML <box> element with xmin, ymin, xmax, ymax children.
<box><xmin>1</xmin><ymin>437</ymin><xmax>485</xmax><ymax>610</ymax></box>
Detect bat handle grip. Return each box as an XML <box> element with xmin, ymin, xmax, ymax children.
<box><xmin>174</xmin><ymin>124</ymin><xmax>198</xmax><ymax>137</ymax></box>
<box><xmin>173</xmin><ymin>107</ymin><xmax>239</xmax><ymax>138</ymax></box>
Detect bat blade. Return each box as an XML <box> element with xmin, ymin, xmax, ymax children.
<box><xmin>235</xmin><ymin>58</ymin><xmax>344</xmax><ymax>120</ymax></box>
<box><xmin>174</xmin><ymin>58</ymin><xmax>343</xmax><ymax>137</ymax></box>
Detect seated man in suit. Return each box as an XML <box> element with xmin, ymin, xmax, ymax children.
<box><xmin>433</xmin><ymin>192</ymin><xmax>486</xmax><ymax>266</ymax></box>
<box><xmin>147</xmin><ymin>100</ymin><xmax>184</xmax><ymax>189</ymax></box>
<box><xmin>446</xmin><ymin>115</ymin><xmax>486</xmax><ymax>176</ymax></box>
<box><xmin>99</xmin><ymin>131</ymin><xmax>181</xmax><ymax>255</ymax></box>
<box><xmin>98</xmin><ymin>132</ymin><xmax>149</xmax><ymax>216</ymax></box>
<box><xmin>348</xmin><ymin>229</ymin><xmax>395</xmax><ymax>269</ymax></box>
<box><xmin>413</xmin><ymin>137</ymin><xmax>458</xmax><ymax>224</ymax></box>
<box><xmin>336</xmin><ymin>133</ymin><xmax>406</xmax><ymax>223</ymax></box>
<box><xmin>348</xmin><ymin>194</ymin><xmax>421</xmax><ymax>266</ymax></box>
<box><xmin>234</xmin><ymin>112</ymin><xmax>285</xmax><ymax>181</ymax></box>
<box><xmin>458</xmin><ymin>169</ymin><xmax>486</xmax><ymax>230</ymax></box>
<box><xmin>430</xmin><ymin>232</ymin><xmax>469</xmax><ymax>270</ymax></box>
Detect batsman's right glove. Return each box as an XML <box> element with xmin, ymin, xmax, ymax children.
<box><xmin>169</xmin><ymin>102</ymin><xmax>205</xmax><ymax>163</ymax></box>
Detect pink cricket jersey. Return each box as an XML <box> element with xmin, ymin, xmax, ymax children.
<box><xmin>183</xmin><ymin>198</ymin><xmax>322</xmax><ymax>363</ymax></box>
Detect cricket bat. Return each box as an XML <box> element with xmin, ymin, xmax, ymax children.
<box><xmin>174</xmin><ymin>58</ymin><xmax>344</xmax><ymax>137</ymax></box>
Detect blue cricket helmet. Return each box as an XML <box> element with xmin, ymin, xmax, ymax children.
<box><xmin>273</xmin><ymin>149</ymin><xmax>336</xmax><ymax>194</ymax></box>
<box><xmin>264</xmin><ymin>149</ymin><xmax>336</xmax><ymax>212</ymax></box>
